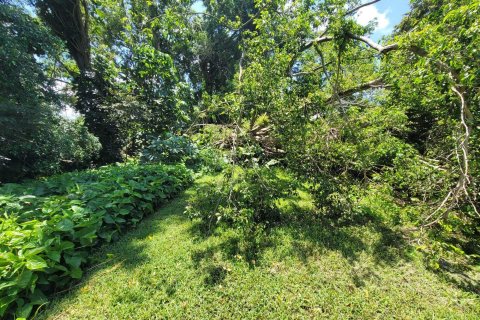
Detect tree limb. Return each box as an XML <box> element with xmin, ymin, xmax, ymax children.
<box><xmin>346</xmin><ymin>32</ymin><xmax>399</xmax><ymax>53</ymax></box>
<box><xmin>345</xmin><ymin>0</ymin><xmax>382</xmax><ymax>16</ymax></box>
<box><xmin>291</xmin><ymin>21</ymin><xmax>477</xmax><ymax>225</ymax></box>
<box><xmin>300</xmin><ymin>36</ymin><xmax>335</xmax><ymax>52</ymax></box>
<box><xmin>422</xmin><ymin>85</ymin><xmax>479</xmax><ymax>227</ymax></box>
<box><xmin>327</xmin><ymin>78</ymin><xmax>388</xmax><ymax>102</ymax></box>
<box><xmin>310</xmin><ymin>78</ymin><xmax>389</xmax><ymax>120</ymax></box>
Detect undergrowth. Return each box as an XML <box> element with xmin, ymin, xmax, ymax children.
<box><xmin>0</xmin><ymin>163</ymin><xmax>193</xmax><ymax>319</ymax></box>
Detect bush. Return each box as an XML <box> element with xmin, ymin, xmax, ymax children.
<box><xmin>0</xmin><ymin>163</ymin><xmax>193</xmax><ymax>319</ymax></box>
<box><xmin>191</xmin><ymin>124</ymin><xmax>234</xmax><ymax>148</ymax></box>
<box><xmin>185</xmin><ymin>167</ymin><xmax>295</xmax><ymax>232</ymax></box>
<box><xmin>196</xmin><ymin>147</ymin><xmax>228</xmax><ymax>173</ymax></box>
<box><xmin>140</xmin><ymin>133</ymin><xmax>198</xmax><ymax>165</ymax></box>
<box><xmin>0</xmin><ymin>107</ymin><xmax>101</xmax><ymax>183</ymax></box>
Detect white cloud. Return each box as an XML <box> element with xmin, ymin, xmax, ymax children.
<box><xmin>355</xmin><ymin>5</ymin><xmax>390</xmax><ymax>32</ymax></box>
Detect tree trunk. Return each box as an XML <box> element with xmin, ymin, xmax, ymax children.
<box><xmin>36</xmin><ymin>0</ymin><xmax>123</xmax><ymax>163</ymax></box>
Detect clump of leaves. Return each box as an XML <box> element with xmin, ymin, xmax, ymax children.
<box><xmin>185</xmin><ymin>166</ymin><xmax>296</xmax><ymax>233</ymax></box>
<box><xmin>0</xmin><ymin>163</ymin><xmax>192</xmax><ymax>319</ymax></box>
<box><xmin>140</xmin><ymin>133</ymin><xmax>198</xmax><ymax>165</ymax></box>
<box><xmin>196</xmin><ymin>147</ymin><xmax>228</xmax><ymax>173</ymax></box>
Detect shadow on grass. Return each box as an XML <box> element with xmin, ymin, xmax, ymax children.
<box><xmin>187</xmin><ymin>198</ymin><xmax>413</xmax><ymax>289</ymax></box>
<box><xmin>189</xmin><ymin>226</ymin><xmax>275</xmax><ymax>287</ymax></box>
<box><xmin>191</xmin><ymin>219</ymin><xmax>408</xmax><ymax>262</ymax></box>
<box><xmin>46</xmin><ymin>193</ymin><xmax>188</xmax><ymax>302</ymax></box>
<box><xmin>293</xmin><ymin>211</ymin><xmax>409</xmax><ymax>263</ymax></box>
<box><xmin>434</xmin><ymin>259</ymin><xmax>480</xmax><ymax>294</ymax></box>
<box><xmin>188</xmin><ymin>197</ymin><xmax>480</xmax><ymax>295</ymax></box>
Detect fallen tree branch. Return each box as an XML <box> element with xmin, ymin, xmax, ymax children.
<box><xmin>299</xmin><ymin>32</ymin><xmax>399</xmax><ymax>56</ymax></box>
<box><xmin>300</xmin><ymin>36</ymin><xmax>335</xmax><ymax>52</ymax></box>
<box><xmin>291</xmin><ymin>33</ymin><xmax>397</xmax><ymax>75</ymax></box>
<box><xmin>422</xmin><ymin>86</ymin><xmax>479</xmax><ymax>227</ymax></box>
<box><xmin>346</xmin><ymin>32</ymin><xmax>399</xmax><ymax>53</ymax></box>
<box><xmin>290</xmin><ymin>19</ymin><xmax>478</xmax><ymax>227</ymax></box>
<box><xmin>326</xmin><ymin>78</ymin><xmax>387</xmax><ymax>102</ymax></box>
<box><xmin>310</xmin><ymin>78</ymin><xmax>389</xmax><ymax>120</ymax></box>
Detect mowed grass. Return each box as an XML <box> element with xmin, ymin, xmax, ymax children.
<box><xmin>37</xmin><ymin>177</ymin><xmax>480</xmax><ymax>319</ymax></box>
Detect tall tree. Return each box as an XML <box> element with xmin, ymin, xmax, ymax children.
<box><xmin>0</xmin><ymin>2</ymin><xmax>100</xmax><ymax>181</ymax></box>
<box><xmin>35</xmin><ymin>0</ymin><xmax>123</xmax><ymax>163</ymax></box>
<box><xmin>87</xmin><ymin>0</ymin><xmax>195</xmax><ymax>151</ymax></box>
<box><xmin>195</xmin><ymin>0</ymin><xmax>258</xmax><ymax>94</ymax></box>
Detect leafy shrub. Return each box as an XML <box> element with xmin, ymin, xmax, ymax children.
<box><xmin>0</xmin><ymin>105</ymin><xmax>101</xmax><ymax>183</ymax></box>
<box><xmin>185</xmin><ymin>167</ymin><xmax>295</xmax><ymax>232</ymax></box>
<box><xmin>196</xmin><ymin>147</ymin><xmax>228</xmax><ymax>173</ymax></box>
<box><xmin>140</xmin><ymin>133</ymin><xmax>198</xmax><ymax>165</ymax></box>
<box><xmin>191</xmin><ymin>124</ymin><xmax>234</xmax><ymax>149</ymax></box>
<box><xmin>0</xmin><ymin>163</ymin><xmax>192</xmax><ymax>318</ymax></box>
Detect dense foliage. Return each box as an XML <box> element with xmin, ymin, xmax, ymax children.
<box><xmin>186</xmin><ymin>167</ymin><xmax>296</xmax><ymax>232</ymax></box>
<box><xmin>185</xmin><ymin>0</ymin><xmax>479</xmax><ymax>274</ymax></box>
<box><xmin>1</xmin><ymin>0</ymin><xmax>479</xmax><ymax>317</ymax></box>
<box><xmin>141</xmin><ymin>133</ymin><xmax>198</xmax><ymax>165</ymax></box>
<box><xmin>0</xmin><ymin>163</ymin><xmax>192</xmax><ymax>318</ymax></box>
<box><xmin>0</xmin><ymin>3</ymin><xmax>100</xmax><ymax>182</ymax></box>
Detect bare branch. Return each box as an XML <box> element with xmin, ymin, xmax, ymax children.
<box><xmin>327</xmin><ymin>78</ymin><xmax>388</xmax><ymax>102</ymax></box>
<box><xmin>314</xmin><ymin>44</ymin><xmax>332</xmax><ymax>81</ymax></box>
<box><xmin>346</xmin><ymin>32</ymin><xmax>399</xmax><ymax>53</ymax></box>
<box><xmin>301</xmin><ymin>36</ymin><xmax>335</xmax><ymax>52</ymax></box>
<box><xmin>310</xmin><ymin>78</ymin><xmax>389</xmax><ymax>120</ymax></box>
<box><xmin>345</xmin><ymin>0</ymin><xmax>382</xmax><ymax>16</ymax></box>
<box><xmin>423</xmin><ymin>86</ymin><xmax>479</xmax><ymax>227</ymax></box>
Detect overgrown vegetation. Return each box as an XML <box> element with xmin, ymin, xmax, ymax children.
<box><xmin>0</xmin><ymin>4</ymin><xmax>101</xmax><ymax>181</ymax></box>
<box><xmin>186</xmin><ymin>167</ymin><xmax>296</xmax><ymax>233</ymax></box>
<box><xmin>35</xmin><ymin>179</ymin><xmax>480</xmax><ymax>319</ymax></box>
<box><xmin>1</xmin><ymin>0</ymin><xmax>479</xmax><ymax>318</ymax></box>
<box><xmin>0</xmin><ymin>164</ymin><xmax>192</xmax><ymax>318</ymax></box>
<box><xmin>141</xmin><ymin>134</ymin><xmax>198</xmax><ymax>165</ymax></box>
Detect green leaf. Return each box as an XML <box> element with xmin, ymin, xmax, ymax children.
<box><xmin>46</xmin><ymin>250</ymin><xmax>61</xmax><ymax>263</ymax></box>
<box><xmin>119</xmin><ymin>208</ymin><xmax>130</xmax><ymax>215</ymax></box>
<box><xmin>16</xmin><ymin>270</ymin><xmax>33</xmax><ymax>289</ymax></box>
<box><xmin>57</xmin><ymin>219</ymin><xmax>74</xmax><ymax>232</ymax></box>
<box><xmin>58</xmin><ymin>241</ymin><xmax>75</xmax><ymax>251</ymax></box>
<box><xmin>0</xmin><ymin>281</ymin><xmax>16</xmax><ymax>291</ymax></box>
<box><xmin>75</xmin><ymin>226</ymin><xmax>98</xmax><ymax>239</ymax></box>
<box><xmin>25</xmin><ymin>256</ymin><xmax>48</xmax><ymax>270</ymax></box>
<box><xmin>103</xmin><ymin>214</ymin><xmax>115</xmax><ymax>224</ymax></box>
<box><xmin>71</xmin><ymin>205</ymin><xmax>85</xmax><ymax>214</ymax></box>
<box><xmin>64</xmin><ymin>255</ymin><xmax>82</xmax><ymax>268</ymax></box>
<box><xmin>0</xmin><ymin>252</ymin><xmax>17</xmax><ymax>263</ymax></box>
<box><xmin>70</xmin><ymin>266</ymin><xmax>83</xmax><ymax>279</ymax></box>
<box><xmin>16</xmin><ymin>303</ymin><xmax>33</xmax><ymax>319</ymax></box>
<box><xmin>0</xmin><ymin>294</ymin><xmax>17</xmax><ymax>316</ymax></box>
<box><xmin>29</xmin><ymin>288</ymin><xmax>48</xmax><ymax>305</ymax></box>
<box><xmin>24</xmin><ymin>247</ymin><xmax>45</xmax><ymax>257</ymax></box>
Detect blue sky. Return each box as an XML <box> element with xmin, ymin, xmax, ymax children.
<box><xmin>355</xmin><ymin>0</ymin><xmax>411</xmax><ymax>40</ymax></box>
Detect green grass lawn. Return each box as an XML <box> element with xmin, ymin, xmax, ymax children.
<box><xmin>36</xmin><ymin>177</ymin><xmax>480</xmax><ymax>319</ymax></box>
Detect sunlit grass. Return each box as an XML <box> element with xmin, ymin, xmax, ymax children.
<box><xmin>37</xmin><ymin>176</ymin><xmax>480</xmax><ymax>319</ymax></box>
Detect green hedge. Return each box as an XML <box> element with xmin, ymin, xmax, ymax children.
<box><xmin>0</xmin><ymin>163</ymin><xmax>193</xmax><ymax>319</ymax></box>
